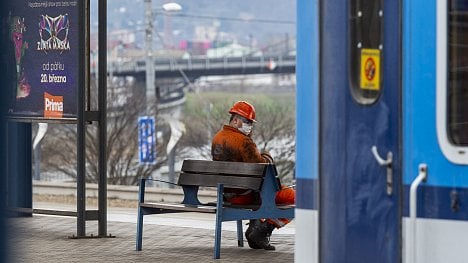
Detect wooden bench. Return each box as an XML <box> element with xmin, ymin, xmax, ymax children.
<box><xmin>135</xmin><ymin>159</ymin><xmax>295</xmax><ymax>259</ymax></box>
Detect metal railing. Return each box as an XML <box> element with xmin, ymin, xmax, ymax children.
<box><xmin>106</xmin><ymin>54</ymin><xmax>296</xmax><ymax>78</ymax></box>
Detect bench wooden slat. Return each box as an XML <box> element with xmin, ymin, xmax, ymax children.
<box><xmin>181</xmin><ymin>160</ymin><xmax>266</xmax><ymax>177</ymax></box>
<box><xmin>178</xmin><ymin>172</ymin><xmax>263</xmax><ymax>190</ymax></box>
<box><xmin>140</xmin><ymin>202</ymin><xmax>217</xmax><ymax>213</ymax></box>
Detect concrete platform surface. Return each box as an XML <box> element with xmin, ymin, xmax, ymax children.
<box><xmin>6</xmin><ymin>204</ymin><xmax>294</xmax><ymax>263</ymax></box>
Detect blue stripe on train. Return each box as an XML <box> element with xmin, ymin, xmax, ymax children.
<box><xmin>403</xmin><ymin>184</ymin><xmax>468</xmax><ymax>220</ymax></box>
<box><xmin>296</xmin><ymin>178</ymin><xmax>318</xmax><ymax>210</ymax></box>
<box><xmin>297</xmin><ymin>178</ymin><xmax>468</xmax><ymax>220</ymax></box>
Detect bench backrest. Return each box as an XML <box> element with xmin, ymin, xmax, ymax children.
<box><xmin>178</xmin><ymin>160</ymin><xmax>269</xmax><ymax>191</ymax></box>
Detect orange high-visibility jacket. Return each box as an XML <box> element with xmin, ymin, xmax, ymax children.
<box><xmin>211</xmin><ymin>125</ymin><xmax>271</xmax><ymax>163</ymax></box>
<box><xmin>211</xmin><ymin>124</ymin><xmax>294</xmax><ymax>227</ymax></box>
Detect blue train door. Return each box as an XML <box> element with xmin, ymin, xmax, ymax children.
<box><xmin>319</xmin><ymin>0</ymin><xmax>401</xmax><ymax>262</ymax></box>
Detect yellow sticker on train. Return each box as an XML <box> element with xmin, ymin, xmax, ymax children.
<box><xmin>360</xmin><ymin>48</ymin><xmax>381</xmax><ymax>90</ymax></box>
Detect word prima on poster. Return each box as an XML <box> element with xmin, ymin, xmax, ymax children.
<box><xmin>45</xmin><ymin>97</ymin><xmax>63</xmax><ymax>111</ymax></box>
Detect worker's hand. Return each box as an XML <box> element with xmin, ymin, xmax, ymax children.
<box><xmin>261</xmin><ymin>151</ymin><xmax>274</xmax><ymax>163</ymax></box>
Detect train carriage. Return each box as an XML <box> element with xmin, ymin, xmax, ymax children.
<box><xmin>295</xmin><ymin>0</ymin><xmax>468</xmax><ymax>262</ymax></box>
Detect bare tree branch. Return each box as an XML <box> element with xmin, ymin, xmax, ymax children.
<box><xmin>41</xmin><ymin>82</ymin><xmax>171</xmax><ymax>185</ymax></box>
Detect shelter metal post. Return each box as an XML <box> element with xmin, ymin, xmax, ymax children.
<box><xmin>98</xmin><ymin>0</ymin><xmax>108</xmax><ymax>236</ymax></box>
<box><xmin>76</xmin><ymin>0</ymin><xmax>88</xmax><ymax>237</ymax></box>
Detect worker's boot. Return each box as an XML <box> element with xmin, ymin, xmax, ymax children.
<box><xmin>245</xmin><ymin>220</ymin><xmax>262</xmax><ymax>249</ymax></box>
<box><xmin>246</xmin><ymin>220</ymin><xmax>276</xmax><ymax>251</ymax></box>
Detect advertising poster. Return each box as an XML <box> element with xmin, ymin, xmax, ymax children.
<box><xmin>6</xmin><ymin>0</ymin><xmax>81</xmax><ymax>120</ymax></box>
<box><xmin>138</xmin><ymin>116</ymin><xmax>156</xmax><ymax>165</ymax></box>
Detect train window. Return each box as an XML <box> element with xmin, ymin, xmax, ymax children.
<box><xmin>448</xmin><ymin>2</ymin><xmax>468</xmax><ymax>146</ymax></box>
<box><xmin>437</xmin><ymin>0</ymin><xmax>468</xmax><ymax>164</ymax></box>
<box><xmin>349</xmin><ymin>0</ymin><xmax>383</xmax><ymax>104</ymax></box>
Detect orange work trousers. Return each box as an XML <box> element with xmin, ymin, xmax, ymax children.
<box><xmin>226</xmin><ymin>185</ymin><xmax>295</xmax><ymax>228</ymax></box>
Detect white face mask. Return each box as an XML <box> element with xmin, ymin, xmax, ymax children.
<box><xmin>238</xmin><ymin>123</ymin><xmax>253</xmax><ymax>135</ymax></box>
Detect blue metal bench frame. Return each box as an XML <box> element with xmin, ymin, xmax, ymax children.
<box><xmin>135</xmin><ymin>160</ymin><xmax>295</xmax><ymax>259</ymax></box>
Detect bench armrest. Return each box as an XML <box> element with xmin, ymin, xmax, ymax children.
<box><xmin>138</xmin><ymin>178</ymin><xmax>147</xmax><ymax>203</ymax></box>
<box><xmin>258</xmin><ymin>165</ymin><xmax>281</xmax><ymax>210</ymax></box>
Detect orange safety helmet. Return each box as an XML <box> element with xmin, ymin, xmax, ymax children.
<box><xmin>229</xmin><ymin>101</ymin><xmax>256</xmax><ymax>122</ymax></box>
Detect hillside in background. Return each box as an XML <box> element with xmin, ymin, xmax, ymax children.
<box><xmin>92</xmin><ymin>0</ymin><xmax>296</xmax><ymax>51</ymax></box>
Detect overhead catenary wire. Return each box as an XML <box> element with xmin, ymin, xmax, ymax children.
<box><xmin>168</xmin><ymin>13</ymin><xmax>295</xmax><ymax>25</ymax></box>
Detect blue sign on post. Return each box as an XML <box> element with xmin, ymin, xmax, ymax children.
<box><xmin>138</xmin><ymin>116</ymin><xmax>156</xmax><ymax>164</ymax></box>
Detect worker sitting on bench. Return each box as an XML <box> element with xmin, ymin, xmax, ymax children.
<box><xmin>211</xmin><ymin>100</ymin><xmax>295</xmax><ymax>251</ymax></box>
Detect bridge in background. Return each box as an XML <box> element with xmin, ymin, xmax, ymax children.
<box><xmin>104</xmin><ymin>53</ymin><xmax>296</xmax><ymax>112</ymax></box>
<box><xmin>108</xmin><ymin>54</ymin><xmax>296</xmax><ymax>81</ymax></box>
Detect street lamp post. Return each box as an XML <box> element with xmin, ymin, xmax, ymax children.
<box><xmin>145</xmin><ymin>1</ymin><xmax>182</xmax><ymax>116</ymax></box>
<box><xmin>143</xmin><ymin>1</ymin><xmax>181</xmax><ymax>183</ymax></box>
<box><xmin>145</xmin><ymin>0</ymin><xmax>155</xmax><ymax>116</ymax></box>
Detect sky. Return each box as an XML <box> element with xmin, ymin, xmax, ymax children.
<box><xmin>91</xmin><ymin>0</ymin><xmax>296</xmax><ymax>49</ymax></box>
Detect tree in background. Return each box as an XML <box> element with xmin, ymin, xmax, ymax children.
<box><xmin>40</xmin><ymin>85</ymin><xmax>171</xmax><ymax>185</ymax></box>
<box><xmin>39</xmin><ymin>86</ymin><xmax>296</xmax><ymax>186</ymax></box>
